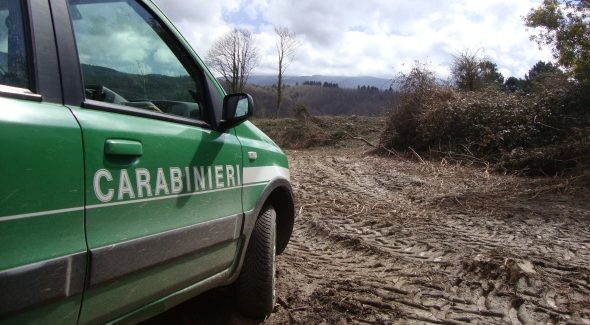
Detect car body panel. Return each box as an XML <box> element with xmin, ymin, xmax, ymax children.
<box><xmin>69</xmin><ymin>107</ymin><xmax>243</xmax><ymax>246</ymax></box>
<box><xmin>0</xmin><ymin>98</ymin><xmax>86</xmax><ymax>323</ymax></box>
<box><xmin>235</xmin><ymin>122</ymin><xmax>290</xmax><ymax>216</ymax></box>
<box><xmin>1</xmin><ymin>296</ymin><xmax>84</xmax><ymax>325</ymax></box>
<box><xmin>79</xmin><ymin>242</ymin><xmax>237</xmax><ymax>324</ymax></box>
<box><xmin>68</xmin><ymin>106</ymin><xmax>243</xmax><ymax>322</ymax></box>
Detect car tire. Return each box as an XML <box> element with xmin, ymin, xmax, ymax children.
<box><xmin>235</xmin><ymin>205</ymin><xmax>277</xmax><ymax>318</ymax></box>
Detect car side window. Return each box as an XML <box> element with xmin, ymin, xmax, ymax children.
<box><xmin>0</xmin><ymin>1</ymin><xmax>30</xmax><ymax>89</ymax></box>
<box><xmin>68</xmin><ymin>0</ymin><xmax>206</xmax><ymax>121</ymax></box>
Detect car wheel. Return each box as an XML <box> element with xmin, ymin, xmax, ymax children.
<box><xmin>235</xmin><ymin>205</ymin><xmax>277</xmax><ymax>318</ymax></box>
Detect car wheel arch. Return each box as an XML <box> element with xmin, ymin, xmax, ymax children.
<box><xmin>249</xmin><ymin>178</ymin><xmax>294</xmax><ymax>256</ymax></box>
<box><xmin>264</xmin><ymin>184</ymin><xmax>295</xmax><ymax>255</ymax></box>
<box><xmin>227</xmin><ymin>178</ymin><xmax>295</xmax><ymax>284</ymax></box>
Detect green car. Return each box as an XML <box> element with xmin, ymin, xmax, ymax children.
<box><xmin>0</xmin><ymin>0</ymin><xmax>295</xmax><ymax>323</ymax></box>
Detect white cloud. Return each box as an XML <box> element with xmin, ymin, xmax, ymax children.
<box><xmin>153</xmin><ymin>0</ymin><xmax>553</xmax><ymax>79</ymax></box>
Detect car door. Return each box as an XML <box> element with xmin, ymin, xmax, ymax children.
<box><xmin>0</xmin><ymin>1</ymin><xmax>86</xmax><ymax>324</ymax></box>
<box><xmin>52</xmin><ymin>0</ymin><xmax>244</xmax><ymax>323</ymax></box>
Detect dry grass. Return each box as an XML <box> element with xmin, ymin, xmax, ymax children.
<box><xmin>378</xmin><ymin>65</ymin><xmax>590</xmax><ymax>177</ymax></box>
<box><xmin>251</xmin><ymin>115</ymin><xmax>385</xmax><ymax>149</ymax></box>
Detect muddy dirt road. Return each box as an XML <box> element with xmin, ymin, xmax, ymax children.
<box><xmin>147</xmin><ymin>146</ymin><xmax>590</xmax><ymax>324</ymax></box>
<box><xmin>271</xmin><ymin>147</ymin><xmax>590</xmax><ymax>324</ymax></box>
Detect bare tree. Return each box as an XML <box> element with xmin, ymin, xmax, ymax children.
<box><xmin>451</xmin><ymin>49</ymin><xmax>504</xmax><ymax>91</ymax></box>
<box><xmin>274</xmin><ymin>26</ymin><xmax>298</xmax><ymax>117</ymax></box>
<box><xmin>206</xmin><ymin>29</ymin><xmax>258</xmax><ymax>93</ymax></box>
<box><xmin>451</xmin><ymin>49</ymin><xmax>482</xmax><ymax>91</ymax></box>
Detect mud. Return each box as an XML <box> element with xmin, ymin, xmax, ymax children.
<box><xmin>267</xmin><ymin>147</ymin><xmax>590</xmax><ymax>324</ymax></box>
<box><xmin>146</xmin><ymin>146</ymin><xmax>590</xmax><ymax>324</ymax></box>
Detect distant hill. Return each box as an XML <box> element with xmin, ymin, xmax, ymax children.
<box><xmin>248</xmin><ymin>75</ymin><xmax>394</xmax><ymax>90</ymax></box>
<box><xmin>245</xmin><ymin>83</ymin><xmax>398</xmax><ymax>117</ymax></box>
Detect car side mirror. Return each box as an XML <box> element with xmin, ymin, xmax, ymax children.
<box><xmin>220</xmin><ymin>93</ymin><xmax>254</xmax><ymax>129</ymax></box>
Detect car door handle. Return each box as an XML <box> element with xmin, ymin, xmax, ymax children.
<box><xmin>104</xmin><ymin>139</ymin><xmax>143</xmax><ymax>156</ymax></box>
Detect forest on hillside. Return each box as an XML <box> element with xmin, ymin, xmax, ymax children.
<box><xmin>245</xmin><ymin>83</ymin><xmax>397</xmax><ymax>117</ymax></box>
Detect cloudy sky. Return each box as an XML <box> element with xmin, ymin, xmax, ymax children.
<box><xmin>153</xmin><ymin>0</ymin><xmax>552</xmax><ymax>80</ymax></box>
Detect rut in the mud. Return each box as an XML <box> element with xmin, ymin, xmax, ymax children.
<box><xmin>267</xmin><ymin>148</ymin><xmax>590</xmax><ymax>325</ymax></box>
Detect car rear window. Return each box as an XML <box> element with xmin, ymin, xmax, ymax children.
<box><xmin>0</xmin><ymin>1</ymin><xmax>30</xmax><ymax>89</ymax></box>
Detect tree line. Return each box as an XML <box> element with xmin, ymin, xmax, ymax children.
<box><xmin>449</xmin><ymin>50</ymin><xmax>567</xmax><ymax>95</ymax></box>
<box><xmin>301</xmin><ymin>81</ymin><xmax>340</xmax><ymax>88</ymax></box>
<box><xmin>246</xmin><ymin>83</ymin><xmax>395</xmax><ymax>117</ymax></box>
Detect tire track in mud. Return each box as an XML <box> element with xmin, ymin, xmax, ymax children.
<box><xmin>266</xmin><ymin>150</ymin><xmax>590</xmax><ymax>325</ymax></box>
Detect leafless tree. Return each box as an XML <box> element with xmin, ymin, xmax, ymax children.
<box><xmin>451</xmin><ymin>49</ymin><xmax>504</xmax><ymax>91</ymax></box>
<box><xmin>206</xmin><ymin>29</ymin><xmax>258</xmax><ymax>93</ymax></box>
<box><xmin>451</xmin><ymin>49</ymin><xmax>483</xmax><ymax>91</ymax></box>
<box><xmin>274</xmin><ymin>26</ymin><xmax>298</xmax><ymax>117</ymax></box>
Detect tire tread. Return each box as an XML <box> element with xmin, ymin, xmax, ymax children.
<box><xmin>235</xmin><ymin>206</ymin><xmax>276</xmax><ymax>318</ymax></box>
